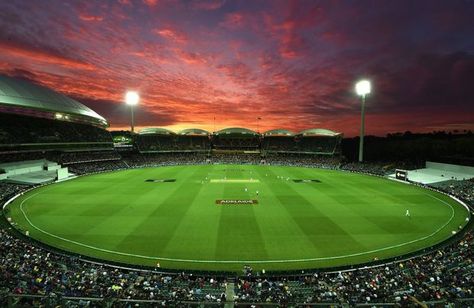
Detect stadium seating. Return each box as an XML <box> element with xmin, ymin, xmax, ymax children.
<box><xmin>0</xmin><ymin>112</ymin><xmax>113</xmax><ymax>152</ymax></box>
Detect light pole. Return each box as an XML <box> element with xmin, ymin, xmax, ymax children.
<box><xmin>125</xmin><ymin>91</ymin><xmax>139</xmax><ymax>133</ymax></box>
<box><xmin>355</xmin><ymin>80</ymin><xmax>371</xmax><ymax>162</ymax></box>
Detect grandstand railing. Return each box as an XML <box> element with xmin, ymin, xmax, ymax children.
<box><xmin>2</xmin><ymin>294</ymin><xmax>473</xmax><ymax>307</ymax></box>
<box><xmin>0</xmin><ymin>142</ymin><xmax>114</xmax><ymax>152</ymax></box>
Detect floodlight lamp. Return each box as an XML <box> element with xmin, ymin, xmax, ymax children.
<box><xmin>125</xmin><ymin>91</ymin><xmax>140</xmax><ymax>106</ymax></box>
<box><xmin>355</xmin><ymin>80</ymin><xmax>371</xmax><ymax>96</ymax></box>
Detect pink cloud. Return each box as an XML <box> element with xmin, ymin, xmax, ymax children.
<box><xmin>174</xmin><ymin>49</ymin><xmax>209</xmax><ymax>65</ymax></box>
<box><xmin>153</xmin><ymin>27</ymin><xmax>188</xmax><ymax>44</ymax></box>
<box><xmin>217</xmin><ymin>62</ymin><xmax>254</xmax><ymax>85</ymax></box>
<box><xmin>278</xmin><ymin>32</ymin><xmax>306</xmax><ymax>59</ymax></box>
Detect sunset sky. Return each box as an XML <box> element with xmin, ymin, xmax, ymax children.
<box><xmin>0</xmin><ymin>0</ymin><xmax>473</xmax><ymax>136</ymax></box>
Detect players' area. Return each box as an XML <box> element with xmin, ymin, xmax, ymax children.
<box><xmin>5</xmin><ymin>165</ymin><xmax>470</xmax><ymax>272</ymax></box>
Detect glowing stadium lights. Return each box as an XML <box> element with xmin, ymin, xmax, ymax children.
<box><xmin>125</xmin><ymin>91</ymin><xmax>140</xmax><ymax>106</ymax></box>
<box><xmin>355</xmin><ymin>80</ymin><xmax>371</xmax><ymax>162</ymax></box>
<box><xmin>355</xmin><ymin>80</ymin><xmax>371</xmax><ymax>96</ymax></box>
<box><xmin>125</xmin><ymin>91</ymin><xmax>139</xmax><ymax>132</ymax></box>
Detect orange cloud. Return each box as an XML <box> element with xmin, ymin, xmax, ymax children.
<box><xmin>79</xmin><ymin>14</ymin><xmax>104</xmax><ymax>22</ymax></box>
<box><xmin>143</xmin><ymin>0</ymin><xmax>158</xmax><ymax>7</ymax></box>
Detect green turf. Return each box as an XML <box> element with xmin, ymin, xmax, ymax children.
<box><xmin>5</xmin><ymin>165</ymin><xmax>470</xmax><ymax>272</ymax></box>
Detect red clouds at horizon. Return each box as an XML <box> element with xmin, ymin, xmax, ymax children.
<box><xmin>142</xmin><ymin>0</ymin><xmax>159</xmax><ymax>7</ymax></box>
<box><xmin>0</xmin><ymin>0</ymin><xmax>473</xmax><ymax>136</ymax></box>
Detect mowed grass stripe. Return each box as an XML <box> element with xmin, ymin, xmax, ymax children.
<box><xmin>285</xmin><ymin>167</ymin><xmax>372</xmax><ymax>253</ymax></box>
<box><xmin>287</xmin><ymin>167</ymin><xmax>391</xmax><ymax>243</ymax></box>
<box><xmin>160</xmin><ymin>165</ymin><xmax>220</xmax><ymax>261</ymax></box>
<box><xmin>112</xmin><ymin>167</ymin><xmax>204</xmax><ymax>256</ymax></box>
<box><xmin>253</xmin><ymin>166</ymin><xmax>323</xmax><ymax>259</ymax></box>
<box><xmin>215</xmin><ymin>165</ymin><xmax>269</xmax><ymax>260</ymax></box>
<box><xmin>23</xmin><ymin>167</ymin><xmax>189</xmax><ymax>255</ymax></box>
<box><xmin>262</xmin><ymin>167</ymin><xmax>365</xmax><ymax>256</ymax></box>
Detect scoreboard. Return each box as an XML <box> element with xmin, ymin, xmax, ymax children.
<box><xmin>395</xmin><ymin>169</ymin><xmax>408</xmax><ymax>181</ymax></box>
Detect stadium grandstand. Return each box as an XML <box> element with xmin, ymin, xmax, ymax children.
<box><xmin>129</xmin><ymin>126</ymin><xmax>342</xmax><ymax>155</ymax></box>
<box><xmin>177</xmin><ymin>128</ymin><xmax>211</xmax><ymax>152</ymax></box>
<box><xmin>261</xmin><ymin>129</ymin><xmax>297</xmax><ymax>153</ymax></box>
<box><xmin>135</xmin><ymin>127</ymin><xmax>177</xmax><ymax>153</ymax></box>
<box><xmin>211</xmin><ymin>127</ymin><xmax>261</xmax><ymax>151</ymax></box>
<box><xmin>295</xmin><ymin>128</ymin><xmax>342</xmax><ymax>154</ymax></box>
<box><xmin>0</xmin><ymin>75</ymin><xmax>473</xmax><ymax>307</ymax></box>
<box><xmin>0</xmin><ymin>75</ymin><xmax>112</xmax><ymax>153</ymax></box>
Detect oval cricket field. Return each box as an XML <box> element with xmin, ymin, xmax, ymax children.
<box><xmin>5</xmin><ymin>165</ymin><xmax>470</xmax><ymax>272</ymax></box>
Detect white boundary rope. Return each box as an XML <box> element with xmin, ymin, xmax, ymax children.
<box><xmin>11</xmin><ymin>180</ymin><xmax>469</xmax><ymax>264</ymax></box>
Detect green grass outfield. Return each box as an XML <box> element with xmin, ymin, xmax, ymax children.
<box><xmin>5</xmin><ymin>165</ymin><xmax>470</xmax><ymax>272</ymax></box>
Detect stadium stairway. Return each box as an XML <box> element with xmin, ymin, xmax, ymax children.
<box><xmin>225</xmin><ymin>282</ymin><xmax>235</xmax><ymax>308</ymax></box>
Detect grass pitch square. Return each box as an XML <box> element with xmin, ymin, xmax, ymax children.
<box><xmin>210</xmin><ymin>178</ymin><xmax>260</xmax><ymax>183</ymax></box>
<box><xmin>6</xmin><ymin>164</ymin><xmax>470</xmax><ymax>272</ymax></box>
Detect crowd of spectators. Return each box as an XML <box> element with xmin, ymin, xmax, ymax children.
<box><xmin>0</xmin><ymin>113</ymin><xmax>112</xmax><ymax>146</ymax></box>
<box><xmin>265</xmin><ymin>153</ymin><xmax>341</xmax><ymax>169</ymax></box>
<box><xmin>0</xmin><ymin>182</ymin><xmax>28</xmax><ymax>203</ymax></box>
<box><xmin>59</xmin><ymin>151</ymin><xmax>121</xmax><ymax>165</ymax></box>
<box><xmin>124</xmin><ymin>153</ymin><xmax>208</xmax><ymax>168</ymax></box>
<box><xmin>261</xmin><ymin>136</ymin><xmax>296</xmax><ymax>152</ymax></box>
<box><xmin>0</xmin><ymin>228</ymin><xmax>227</xmax><ymax>306</ymax></box>
<box><xmin>297</xmin><ymin>136</ymin><xmax>340</xmax><ymax>154</ymax></box>
<box><xmin>67</xmin><ymin>160</ymin><xmax>128</xmax><ymax>175</ymax></box>
<box><xmin>212</xmin><ymin>136</ymin><xmax>260</xmax><ymax>150</ymax></box>
<box><xmin>135</xmin><ymin>135</ymin><xmax>210</xmax><ymax>153</ymax></box>
<box><xmin>340</xmin><ymin>161</ymin><xmax>423</xmax><ymax>176</ymax></box>
<box><xmin>434</xmin><ymin>179</ymin><xmax>474</xmax><ymax>205</ymax></box>
<box><xmin>235</xmin><ymin>231</ymin><xmax>473</xmax><ymax>305</ymax></box>
<box><xmin>211</xmin><ymin>154</ymin><xmax>261</xmax><ymax>165</ymax></box>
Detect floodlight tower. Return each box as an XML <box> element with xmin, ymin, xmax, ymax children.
<box><xmin>125</xmin><ymin>91</ymin><xmax>139</xmax><ymax>133</ymax></box>
<box><xmin>355</xmin><ymin>80</ymin><xmax>371</xmax><ymax>162</ymax></box>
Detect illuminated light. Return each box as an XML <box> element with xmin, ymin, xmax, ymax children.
<box><xmin>125</xmin><ymin>91</ymin><xmax>140</xmax><ymax>132</ymax></box>
<box><xmin>355</xmin><ymin>79</ymin><xmax>372</xmax><ymax>163</ymax></box>
<box><xmin>355</xmin><ymin>80</ymin><xmax>371</xmax><ymax>96</ymax></box>
<box><xmin>125</xmin><ymin>91</ymin><xmax>140</xmax><ymax>106</ymax></box>
<box><xmin>55</xmin><ymin>113</ymin><xmax>63</xmax><ymax>119</ymax></box>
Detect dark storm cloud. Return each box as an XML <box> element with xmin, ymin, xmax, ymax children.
<box><xmin>367</xmin><ymin>52</ymin><xmax>474</xmax><ymax>113</ymax></box>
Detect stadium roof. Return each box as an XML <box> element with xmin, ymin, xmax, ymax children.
<box><xmin>178</xmin><ymin>128</ymin><xmax>210</xmax><ymax>136</ymax></box>
<box><xmin>0</xmin><ymin>75</ymin><xmax>107</xmax><ymax>126</ymax></box>
<box><xmin>138</xmin><ymin>127</ymin><xmax>176</xmax><ymax>135</ymax></box>
<box><xmin>214</xmin><ymin>127</ymin><xmax>259</xmax><ymax>136</ymax></box>
<box><xmin>263</xmin><ymin>129</ymin><xmax>295</xmax><ymax>136</ymax></box>
<box><xmin>297</xmin><ymin>128</ymin><xmax>342</xmax><ymax>137</ymax></box>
